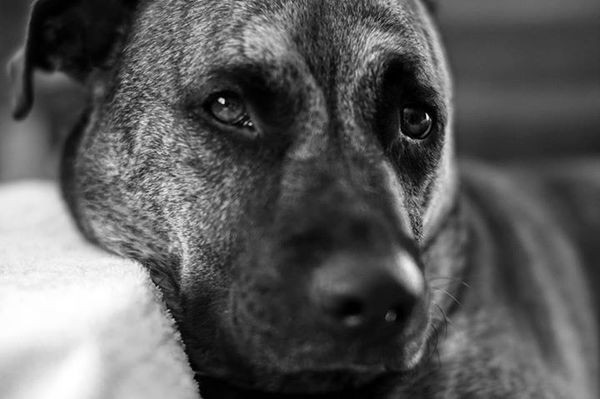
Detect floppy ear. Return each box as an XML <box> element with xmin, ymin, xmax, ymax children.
<box><xmin>7</xmin><ymin>0</ymin><xmax>138</xmax><ymax>120</ymax></box>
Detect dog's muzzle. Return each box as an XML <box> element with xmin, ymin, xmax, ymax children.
<box><xmin>226</xmin><ymin>221</ymin><xmax>430</xmax><ymax>387</ymax></box>
<box><xmin>310</xmin><ymin>249</ymin><xmax>424</xmax><ymax>333</ymax></box>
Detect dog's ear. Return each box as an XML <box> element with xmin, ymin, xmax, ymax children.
<box><xmin>7</xmin><ymin>0</ymin><xmax>138</xmax><ymax>120</ymax></box>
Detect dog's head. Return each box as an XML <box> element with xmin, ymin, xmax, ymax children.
<box><xmin>10</xmin><ymin>0</ymin><xmax>460</xmax><ymax>394</ymax></box>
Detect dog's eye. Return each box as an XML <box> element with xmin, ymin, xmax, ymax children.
<box><xmin>205</xmin><ymin>92</ymin><xmax>254</xmax><ymax>130</ymax></box>
<box><xmin>400</xmin><ymin>107</ymin><xmax>433</xmax><ymax>140</ymax></box>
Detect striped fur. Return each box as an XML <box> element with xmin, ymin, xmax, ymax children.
<box><xmin>8</xmin><ymin>0</ymin><xmax>598</xmax><ymax>397</ymax></box>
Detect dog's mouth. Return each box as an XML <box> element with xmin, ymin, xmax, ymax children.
<box><xmin>198</xmin><ymin>372</ymin><xmax>392</xmax><ymax>399</ymax></box>
<box><xmin>190</xmin><ymin>297</ymin><xmax>434</xmax><ymax>395</ymax></box>
<box><xmin>195</xmin><ymin>323</ymin><xmax>434</xmax><ymax>396</ymax></box>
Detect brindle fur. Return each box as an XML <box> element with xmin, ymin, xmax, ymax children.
<box><xmin>9</xmin><ymin>0</ymin><xmax>599</xmax><ymax>397</ymax></box>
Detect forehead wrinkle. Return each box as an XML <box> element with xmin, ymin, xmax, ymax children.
<box><xmin>180</xmin><ymin>0</ymin><xmax>294</xmax><ymax>86</ymax></box>
<box><xmin>355</xmin><ymin>0</ymin><xmax>440</xmax><ymax>76</ymax></box>
<box><xmin>351</xmin><ymin>1</ymin><xmax>437</xmax><ymax>75</ymax></box>
<box><xmin>203</xmin><ymin>14</ymin><xmax>314</xmax><ymax>86</ymax></box>
<box><xmin>352</xmin><ymin>27</ymin><xmax>424</xmax><ymax>75</ymax></box>
<box><xmin>241</xmin><ymin>16</ymin><xmax>298</xmax><ymax>63</ymax></box>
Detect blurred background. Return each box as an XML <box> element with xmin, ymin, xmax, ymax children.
<box><xmin>0</xmin><ymin>0</ymin><xmax>599</xmax><ymax>181</ymax></box>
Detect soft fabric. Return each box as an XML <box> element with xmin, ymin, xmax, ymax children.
<box><xmin>0</xmin><ymin>182</ymin><xmax>200</xmax><ymax>399</ymax></box>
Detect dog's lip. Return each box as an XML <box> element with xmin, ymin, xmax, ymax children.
<box><xmin>191</xmin><ymin>324</ymin><xmax>432</xmax><ymax>395</ymax></box>
<box><xmin>190</xmin><ymin>334</ymin><xmax>422</xmax><ymax>383</ymax></box>
<box><xmin>197</xmin><ymin>365</ymin><xmax>389</xmax><ymax>394</ymax></box>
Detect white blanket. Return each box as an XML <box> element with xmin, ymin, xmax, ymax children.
<box><xmin>0</xmin><ymin>182</ymin><xmax>201</xmax><ymax>399</ymax></box>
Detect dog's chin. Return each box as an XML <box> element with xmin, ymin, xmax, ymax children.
<box><xmin>200</xmin><ymin>368</ymin><xmax>398</xmax><ymax>397</ymax></box>
<box><xmin>224</xmin><ymin>369</ymin><xmax>385</xmax><ymax>395</ymax></box>
<box><xmin>194</xmin><ymin>323</ymin><xmax>432</xmax><ymax>395</ymax></box>
<box><xmin>199</xmin><ymin>346</ymin><xmax>429</xmax><ymax>396</ymax></box>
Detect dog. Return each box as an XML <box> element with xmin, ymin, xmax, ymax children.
<box><xmin>8</xmin><ymin>0</ymin><xmax>599</xmax><ymax>397</ymax></box>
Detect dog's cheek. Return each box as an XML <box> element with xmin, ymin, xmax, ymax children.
<box><xmin>70</xmin><ymin>108</ymin><xmax>233</xmax><ymax>270</ymax></box>
<box><xmin>72</xmin><ymin>112</ymin><xmax>285</xmax><ymax>379</ymax></box>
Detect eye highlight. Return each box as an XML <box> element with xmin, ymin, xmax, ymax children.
<box><xmin>204</xmin><ymin>91</ymin><xmax>255</xmax><ymax>130</ymax></box>
<box><xmin>400</xmin><ymin>107</ymin><xmax>433</xmax><ymax>140</ymax></box>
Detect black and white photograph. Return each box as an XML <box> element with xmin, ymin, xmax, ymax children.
<box><xmin>0</xmin><ymin>0</ymin><xmax>598</xmax><ymax>398</ymax></box>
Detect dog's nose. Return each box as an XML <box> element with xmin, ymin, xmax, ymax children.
<box><xmin>311</xmin><ymin>251</ymin><xmax>424</xmax><ymax>330</ymax></box>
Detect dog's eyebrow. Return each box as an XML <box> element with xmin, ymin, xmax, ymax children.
<box><xmin>183</xmin><ymin>62</ymin><xmax>268</xmax><ymax>101</ymax></box>
<box><xmin>351</xmin><ymin>20</ymin><xmax>444</xmax><ymax>97</ymax></box>
<box><xmin>371</xmin><ymin>52</ymin><xmax>447</xmax><ymax>120</ymax></box>
<box><xmin>192</xmin><ymin>61</ymin><xmax>300</xmax><ymax>100</ymax></box>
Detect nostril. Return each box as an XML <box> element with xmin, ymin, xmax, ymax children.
<box><xmin>385</xmin><ymin>299</ymin><xmax>417</xmax><ymax>324</ymax></box>
<box><xmin>384</xmin><ymin>309</ymin><xmax>399</xmax><ymax>323</ymax></box>
<box><xmin>327</xmin><ymin>296</ymin><xmax>366</xmax><ymax>327</ymax></box>
<box><xmin>323</xmin><ymin>294</ymin><xmax>418</xmax><ymax>329</ymax></box>
<box><xmin>335</xmin><ymin>297</ymin><xmax>364</xmax><ymax>318</ymax></box>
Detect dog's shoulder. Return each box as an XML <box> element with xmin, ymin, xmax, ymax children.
<box><xmin>511</xmin><ymin>159</ymin><xmax>600</xmax><ymax>331</ymax></box>
<box><xmin>455</xmin><ymin>159</ymin><xmax>598</xmax><ymax>397</ymax></box>
<box><xmin>459</xmin><ymin>159</ymin><xmax>599</xmax><ymax>315</ymax></box>
<box><xmin>502</xmin><ymin>159</ymin><xmax>600</xmax><ymax>291</ymax></box>
<box><xmin>524</xmin><ymin>159</ymin><xmax>600</xmax><ymax>244</ymax></box>
<box><xmin>460</xmin><ymin>158</ymin><xmax>600</xmax><ymax>262</ymax></box>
